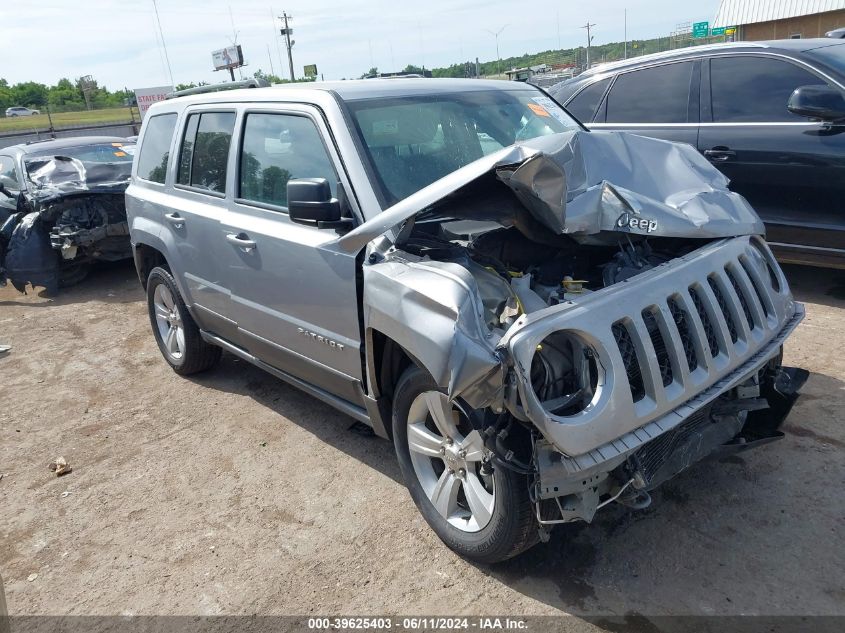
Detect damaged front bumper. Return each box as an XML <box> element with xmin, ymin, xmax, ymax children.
<box><xmin>495</xmin><ymin>236</ymin><xmax>806</xmax><ymax>521</ymax></box>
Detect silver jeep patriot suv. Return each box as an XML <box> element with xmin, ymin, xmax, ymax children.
<box><xmin>127</xmin><ymin>79</ymin><xmax>807</xmax><ymax>563</ymax></box>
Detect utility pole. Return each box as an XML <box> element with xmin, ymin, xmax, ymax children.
<box><xmin>279</xmin><ymin>11</ymin><xmax>295</xmax><ymax>81</ymax></box>
<box><xmin>581</xmin><ymin>22</ymin><xmax>596</xmax><ymax>70</ymax></box>
<box><xmin>624</xmin><ymin>9</ymin><xmax>628</xmax><ymax>59</ymax></box>
<box><xmin>485</xmin><ymin>25</ymin><xmax>508</xmax><ymax>77</ymax></box>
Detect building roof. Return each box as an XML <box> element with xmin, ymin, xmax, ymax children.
<box><xmin>713</xmin><ymin>0</ymin><xmax>845</xmax><ymax>27</ymax></box>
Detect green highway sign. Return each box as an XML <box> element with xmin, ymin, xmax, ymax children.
<box><xmin>692</xmin><ymin>21</ymin><xmax>710</xmax><ymax>38</ymax></box>
<box><xmin>711</xmin><ymin>26</ymin><xmax>726</xmax><ymax>35</ymax></box>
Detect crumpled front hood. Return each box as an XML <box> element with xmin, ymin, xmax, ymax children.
<box><xmin>24</xmin><ymin>155</ymin><xmax>131</xmax><ymax>205</ymax></box>
<box><xmin>338</xmin><ymin>129</ymin><xmax>764</xmax><ymax>253</ymax></box>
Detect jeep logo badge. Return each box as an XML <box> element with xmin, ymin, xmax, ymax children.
<box><xmin>616</xmin><ymin>212</ymin><xmax>658</xmax><ymax>233</ymax></box>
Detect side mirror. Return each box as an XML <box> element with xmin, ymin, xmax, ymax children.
<box><xmin>287</xmin><ymin>178</ymin><xmax>350</xmax><ymax>230</ymax></box>
<box><xmin>788</xmin><ymin>84</ymin><xmax>845</xmax><ymax>122</ymax></box>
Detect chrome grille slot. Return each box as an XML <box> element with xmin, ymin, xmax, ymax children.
<box><xmin>708</xmin><ymin>275</ymin><xmax>739</xmax><ymax>344</ymax></box>
<box><xmin>689</xmin><ymin>285</ymin><xmax>719</xmax><ymax>357</ymax></box>
<box><xmin>667</xmin><ymin>297</ymin><xmax>698</xmax><ymax>372</ymax></box>
<box><xmin>641</xmin><ymin>308</ymin><xmax>673</xmax><ymax>388</ymax></box>
<box><xmin>739</xmin><ymin>257</ymin><xmax>771</xmax><ymax>319</ymax></box>
<box><xmin>612</xmin><ymin>321</ymin><xmax>646</xmax><ymax>403</ymax></box>
<box><xmin>725</xmin><ymin>266</ymin><xmax>754</xmax><ymax>330</ymax></box>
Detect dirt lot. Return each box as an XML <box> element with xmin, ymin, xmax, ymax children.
<box><xmin>1</xmin><ymin>261</ymin><xmax>843</xmax><ymax>621</ymax></box>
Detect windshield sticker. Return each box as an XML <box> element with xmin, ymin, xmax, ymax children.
<box><xmin>531</xmin><ymin>96</ymin><xmax>569</xmax><ymax>125</ymax></box>
<box><xmin>527</xmin><ymin>103</ymin><xmax>551</xmax><ymax>117</ymax></box>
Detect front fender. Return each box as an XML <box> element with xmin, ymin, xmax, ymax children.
<box><xmin>363</xmin><ymin>257</ymin><xmax>505</xmax><ymax>408</ymax></box>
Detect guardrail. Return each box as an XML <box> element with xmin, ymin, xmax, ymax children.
<box><xmin>0</xmin><ymin>120</ymin><xmax>141</xmax><ymax>149</ymax></box>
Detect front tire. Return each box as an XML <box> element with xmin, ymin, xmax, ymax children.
<box><xmin>392</xmin><ymin>365</ymin><xmax>538</xmax><ymax>563</ymax></box>
<box><xmin>146</xmin><ymin>266</ymin><xmax>221</xmax><ymax>375</ymax></box>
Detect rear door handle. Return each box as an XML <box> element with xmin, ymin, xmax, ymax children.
<box><xmin>226</xmin><ymin>232</ymin><xmax>257</xmax><ymax>252</ymax></box>
<box><xmin>164</xmin><ymin>212</ymin><xmax>184</xmax><ymax>228</ymax></box>
<box><xmin>704</xmin><ymin>147</ymin><xmax>737</xmax><ymax>162</ymax></box>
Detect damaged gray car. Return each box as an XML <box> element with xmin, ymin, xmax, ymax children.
<box><xmin>0</xmin><ymin>136</ymin><xmax>134</xmax><ymax>293</ymax></box>
<box><xmin>127</xmin><ymin>80</ymin><xmax>807</xmax><ymax>563</ymax></box>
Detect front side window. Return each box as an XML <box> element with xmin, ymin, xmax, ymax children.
<box><xmin>605</xmin><ymin>62</ymin><xmax>694</xmax><ymax>123</ymax></box>
<box><xmin>710</xmin><ymin>56</ymin><xmax>827</xmax><ymax>122</ymax></box>
<box><xmin>346</xmin><ymin>88</ymin><xmax>577</xmax><ymax>205</ymax></box>
<box><xmin>567</xmin><ymin>77</ymin><xmax>612</xmax><ymax>122</ymax></box>
<box><xmin>238</xmin><ymin>113</ymin><xmax>337</xmax><ymax>208</ymax></box>
<box><xmin>0</xmin><ymin>156</ymin><xmax>19</xmax><ymax>192</ymax></box>
<box><xmin>177</xmin><ymin>111</ymin><xmax>236</xmax><ymax>193</ymax></box>
<box><xmin>136</xmin><ymin>113</ymin><xmax>177</xmax><ymax>183</ymax></box>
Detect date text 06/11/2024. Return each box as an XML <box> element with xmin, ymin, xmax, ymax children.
<box><xmin>306</xmin><ymin>617</ymin><xmax>529</xmax><ymax>630</ymax></box>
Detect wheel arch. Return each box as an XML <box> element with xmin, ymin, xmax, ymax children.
<box><xmin>132</xmin><ymin>241</ymin><xmax>169</xmax><ymax>290</ymax></box>
<box><xmin>366</xmin><ymin>328</ymin><xmax>427</xmax><ymax>439</ymax></box>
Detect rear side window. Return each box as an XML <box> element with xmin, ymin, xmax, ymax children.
<box><xmin>606</xmin><ymin>62</ymin><xmax>694</xmax><ymax>123</ymax></box>
<box><xmin>177</xmin><ymin>111</ymin><xmax>236</xmax><ymax>194</ymax></box>
<box><xmin>136</xmin><ymin>113</ymin><xmax>177</xmax><ymax>183</ymax></box>
<box><xmin>566</xmin><ymin>78</ymin><xmax>611</xmax><ymax>122</ymax></box>
<box><xmin>238</xmin><ymin>113</ymin><xmax>337</xmax><ymax>209</ymax></box>
<box><xmin>710</xmin><ymin>56</ymin><xmax>827</xmax><ymax>122</ymax></box>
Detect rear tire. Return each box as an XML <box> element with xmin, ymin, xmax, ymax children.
<box><xmin>392</xmin><ymin>365</ymin><xmax>538</xmax><ymax>563</ymax></box>
<box><xmin>146</xmin><ymin>266</ymin><xmax>221</xmax><ymax>375</ymax></box>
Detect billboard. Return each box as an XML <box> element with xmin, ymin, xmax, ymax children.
<box><xmin>212</xmin><ymin>45</ymin><xmax>244</xmax><ymax>70</ymax></box>
<box><xmin>134</xmin><ymin>85</ymin><xmax>173</xmax><ymax>118</ymax></box>
<box><xmin>304</xmin><ymin>64</ymin><xmax>318</xmax><ymax>78</ymax></box>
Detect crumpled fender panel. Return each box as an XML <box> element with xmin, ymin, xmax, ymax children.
<box><xmin>2</xmin><ymin>211</ymin><xmax>59</xmax><ymax>294</ymax></box>
<box><xmin>363</xmin><ymin>257</ymin><xmax>505</xmax><ymax>408</ymax></box>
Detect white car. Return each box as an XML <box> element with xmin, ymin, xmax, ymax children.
<box><xmin>5</xmin><ymin>106</ymin><xmax>40</xmax><ymax>117</ymax></box>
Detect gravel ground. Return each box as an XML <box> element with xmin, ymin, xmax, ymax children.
<box><xmin>1</xmin><ymin>261</ymin><xmax>843</xmax><ymax>622</ymax></box>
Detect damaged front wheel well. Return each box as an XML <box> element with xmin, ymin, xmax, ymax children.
<box><xmin>371</xmin><ymin>330</ymin><xmax>416</xmax><ymax>401</ymax></box>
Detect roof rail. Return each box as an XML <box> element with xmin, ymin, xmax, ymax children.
<box><xmin>166</xmin><ymin>78</ymin><xmax>270</xmax><ymax>99</ymax></box>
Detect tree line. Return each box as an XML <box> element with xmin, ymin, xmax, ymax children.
<box><xmin>0</xmin><ymin>78</ymin><xmax>133</xmax><ymax>114</ymax></box>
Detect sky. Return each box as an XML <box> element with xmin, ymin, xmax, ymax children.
<box><xmin>0</xmin><ymin>0</ymin><xmax>721</xmax><ymax>90</ymax></box>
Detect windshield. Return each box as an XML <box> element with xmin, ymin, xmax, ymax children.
<box><xmin>807</xmin><ymin>42</ymin><xmax>845</xmax><ymax>71</ymax></box>
<box><xmin>27</xmin><ymin>142</ymin><xmax>135</xmax><ymax>167</ymax></box>
<box><xmin>346</xmin><ymin>88</ymin><xmax>578</xmax><ymax>205</ymax></box>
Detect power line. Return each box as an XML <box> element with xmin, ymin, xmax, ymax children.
<box><xmin>151</xmin><ymin>0</ymin><xmax>174</xmax><ymax>86</ymax></box>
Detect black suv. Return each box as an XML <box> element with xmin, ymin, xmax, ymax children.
<box><xmin>551</xmin><ymin>39</ymin><xmax>845</xmax><ymax>269</ymax></box>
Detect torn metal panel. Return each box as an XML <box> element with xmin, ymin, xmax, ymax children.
<box><xmin>1</xmin><ymin>211</ymin><xmax>60</xmax><ymax>294</ymax></box>
<box><xmin>339</xmin><ymin>130</ymin><xmax>764</xmax><ymax>253</ymax></box>
<box><xmin>363</xmin><ymin>254</ymin><xmax>505</xmax><ymax>409</ymax></box>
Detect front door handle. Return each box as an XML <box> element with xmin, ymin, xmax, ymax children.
<box><xmin>226</xmin><ymin>232</ymin><xmax>257</xmax><ymax>252</ymax></box>
<box><xmin>164</xmin><ymin>212</ymin><xmax>184</xmax><ymax>228</ymax></box>
<box><xmin>704</xmin><ymin>147</ymin><xmax>737</xmax><ymax>162</ymax></box>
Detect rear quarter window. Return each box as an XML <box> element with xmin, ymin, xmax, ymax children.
<box><xmin>136</xmin><ymin>113</ymin><xmax>177</xmax><ymax>184</ymax></box>
<box><xmin>565</xmin><ymin>77</ymin><xmax>612</xmax><ymax>122</ymax></box>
